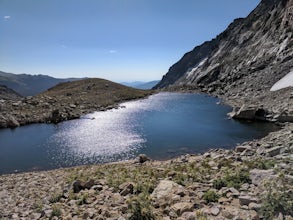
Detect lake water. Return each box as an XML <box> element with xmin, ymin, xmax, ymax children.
<box><xmin>0</xmin><ymin>92</ymin><xmax>276</xmax><ymax>174</ymax></box>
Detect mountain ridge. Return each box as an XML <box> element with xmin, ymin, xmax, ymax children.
<box><xmin>0</xmin><ymin>71</ymin><xmax>83</xmax><ymax>96</ymax></box>
<box><xmin>154</xmin><ymin>0</ymin><xmax>293</xmax><ymax>122</ymax></box>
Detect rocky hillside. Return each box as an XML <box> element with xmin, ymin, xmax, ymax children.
<box><xmin>0</xmin><ymin>85</ymin><xmax>22</xmax><ymax>101</ymax></box>
<box><xmin>0</xmin><ymin>71</ymin><xmax>82</xmax><ymax>96</ymax></box>
<box><xmin>0</xmin><ymin>78</ymin><xmax>152</xmax><ymax>128</ymax></box>
<box><xmin>155</xmin><ymin>0</ymin><xmax>293</xmax><ymax>122</ymax></box>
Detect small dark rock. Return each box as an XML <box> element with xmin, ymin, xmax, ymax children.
<box><xmin>119</xmin><ymin>182</ymin><xmax>134</xmax><ymax>196</ymax></box>
<box><xmin>83</xmin><ymin>179</ymin><xmax>95</xmax><ymax>189</ymax></box>
<box><xmin>135</xmin><ymin>154</ymin><xmax>150</xmax><ymax>163</ymax></box>
<box><xmin>72</xmin><ymin>180</ymin><xmax>83</xmax><ymax>193</ymax></box>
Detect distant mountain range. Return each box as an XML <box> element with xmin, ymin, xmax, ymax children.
<box><xmin>0</xmin><ymin>71</ymin><xmax>82</xmax><ymax>96</ymax></box>
<box><xmin>121</xmin><ymin>80</ymin><xmax>159</xmax><ymax>89</ymax></box>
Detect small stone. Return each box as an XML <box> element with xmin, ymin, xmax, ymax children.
<box><xmin>210</xmin><ymin>206</ymin><xmax>220</xmax><ymax>216</ymax></box>
<box><xmin>181</xmin><ymin>212</ymin><xmax>197</xmax><ymax>220</ymax></box>
<box><xmin>92</xmin><ymin>185</ymin><xmax>103</xmax><ymax>191</ymax></box>
<box><xmin>119</xmin><ymin>182</ymin><xmax>134</xmax><ymax>196</ymax></box>
<box><xmin>135</xmin><ymin>154</ymin><xmax>150</xmax><ymax>163</ymax></box>
<box><xmin>167</xmin><ymin>171</ymin><xmax>177</xmax><ymax>178</ymax></box>
<box><xmin>219</xmin><ymin>197</ymin><xmax>230</xmax><ymax>204</ymax></box>
<box><xmin>72</xmin><ymin>180</ymin><xmax>83</xmax><ymax>193</ymax></box>
<box><xmin>229</xmin><ymin>187</ymin><xmax>240</xmax><ymax>196</ymax></box>
<box><xmin>249</xmin><ymin>202</ymin><xmax>262</xmax><ymax>211</ymax></box>
<box><xmin>83</xmin><ymin>179</ymin><xmax>95</xmax><ymax>189</ymax></box>
<box><xmin>170</xmin><ymin>202</ymin><xmax>194</xmax><ymax>215</ymax></box>
<box><xmin>235</xmin><ymin>145</ymin><xmax>251</xmax><ymax>153</ymax></box>
<box><xmin>222</xmin><ymin>206</ymin><xmax>239</xmax><ymax>219</ymax></box>
<box><xmin>266</xmin><ymin>146</ymin><xmax>283</xmax><ymax>157</ymax></box>
<box><xmin>239</xmin><ymin>195</ymin><xmax>258</xmax><ymax>206</ymax></box>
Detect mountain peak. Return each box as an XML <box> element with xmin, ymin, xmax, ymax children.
<box><xmin>154</xmin><ymin>0</ymin><xmax>292</xmax><ymax>121</ymax></box>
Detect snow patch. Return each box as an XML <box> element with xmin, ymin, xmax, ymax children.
<box><xmin>270</xmin><ymin>71</ymin><xmax>293</xmax><ymax>91</ymax></box>
<box><xmin>186</xmin><ymin>57</ymin><xmax>208</xmax><ymax>78</ymax></box>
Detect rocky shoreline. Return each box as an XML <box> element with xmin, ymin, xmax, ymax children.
<box><xmin>0</xmin><ymin>78</ymin><xmax>153</xmax><ymax>129</ymax></box>
<box><xmin>0</xmin><ymin>121</ymin><xmax>292</xmax><ymax>219</ymax></box>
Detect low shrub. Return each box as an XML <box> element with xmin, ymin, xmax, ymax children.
<box><xmin>50</xmin><ymin>204</ymin><xmax>61</xmax><ymax>218</ymax></box>
<box><xmin>203</xmin><ymin>190</ymin><xmax>219</xmax><ymax>203</ymax></box>
<box><xmin>128</xmin><ymin>194</ymin><xmax>156</xmax><ymax>220</ymax></box>
<box><xmin>260</xmin><ymin>176</ymin><xmax>293</xmax><ymax>219</ymax></box>
<box><xmin>212</xmin><ymin>169</ymin><xmax>251</xmax><ymax>190</ymax></box>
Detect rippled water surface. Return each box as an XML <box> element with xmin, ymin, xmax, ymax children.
<box><xmin>0</xmin><ymin>93</ymin><xmax>276</xmax><ymax>174</ymax></box>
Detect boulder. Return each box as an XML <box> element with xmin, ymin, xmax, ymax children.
<box><xmin>135</xmin><ymin>154</ymin><xmax>150</xmax><ymax>163</ymax></box>
<box><xmin>239</xmin><ymin>195</ymin><xmax>259</xmax><ymax>206</ymax></box>
<box><xmin>6</xmin><ymin>115</ymin><xmax>20</xmax><ymax>128</ymax></box>
<box><xmin>249</xmin><ymin>169</ymin><xmax>277</xmax><ymax>186</ymax></box>
<box><xmin>265</xmin><ymin>146</ymin><xmax>283</xmax><ymax>157</ymax></box>
<box><xmin>228</xmin><ymin>105</ymin><xmax>258</xmax><ymax>120</ymax></box>
<box><xmin>72</xmin><ymin>179</ymin><xmax>95</xmax><ymax>193</ymax></box>
<box><xmin>151</xmin><ymin>180</ymin><xmax>182</xmax><ymax>201</ymax></box>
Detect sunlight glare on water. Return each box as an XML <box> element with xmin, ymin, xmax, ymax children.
<box><xmin>47</xmin><ymin>105</ymin><xmax>147</xmax><ymax>166</ymax></box>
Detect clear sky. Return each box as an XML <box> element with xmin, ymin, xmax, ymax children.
<box><xmin>0</xmin><ymin>0</ymin><xmax>260</xmax><ymax>82</ymax></box>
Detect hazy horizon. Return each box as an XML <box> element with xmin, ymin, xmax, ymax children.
<box><xmin>0</xmin><ymin>0</ymin><xmax>260</xmax><ymax>82</ymax></box>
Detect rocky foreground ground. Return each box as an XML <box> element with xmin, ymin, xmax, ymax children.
<box><xmin>0</xmin><ymin>122</ymin><xmax>292</xmax><ymax>220</ymax></box>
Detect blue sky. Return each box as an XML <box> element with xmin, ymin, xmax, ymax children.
<box><xmin>0</xmin><ymin>0</ymin><xmax>260</xmax><ymax>82</ymax></box>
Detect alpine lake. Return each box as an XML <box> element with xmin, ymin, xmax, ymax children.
<box><xmin>0</xmin><ymin>92</ymin><xmax>277</xmax><ymax>174</ymax></box>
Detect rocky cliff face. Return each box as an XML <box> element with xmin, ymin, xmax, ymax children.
<box><xmin>155</xmin><ymin>0</ymin><xmax>293</xmax><ymax>121</ymax></box>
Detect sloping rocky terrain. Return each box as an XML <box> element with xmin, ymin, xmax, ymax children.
<box><xmin>155</xmin><ymin>0</ymin><xmax>293</xmax><ymax>122</ymax></box>
<box><xmin>0</xmin><ymin>85</ymin><xmax>22</xmax><ymax>101</ymax></box>
<box><xmin>0</xmin><ymin>78</ymin><xmax>152</xmax><ymax>128</ymax></box>
<box><xmin>0</xmin><ymin>124</ymin><xmax>292</xmax><ymax>219</ymax></box>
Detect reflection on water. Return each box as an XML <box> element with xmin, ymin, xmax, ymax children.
<box><xmin>47</xmin><ymin>108</ymin><xmax>146</xmax><ymax>167</ymax></box>
<box><xmin>0</xmin><ymin>93</ymin><xmax>277</xmax><ymax>174</ymax></box>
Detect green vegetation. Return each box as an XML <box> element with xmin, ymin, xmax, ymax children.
<box><xmin>195</xmin><ymin>210</ymin><xmax>208</xmax><ymax>220</ymax></box>
<box><xmin>213</xmin><ymin>169</ymin><xmax>251</xmax><ymax>190</ymax></box>
<box><xmin>260</xmin><ymin>175</ymin><xmax>293</xmax><ymax>219</ymax></box>
<box><xmin>49</xmin><ymin>192</ymin><xmax>62</xmax><ymax>203</ymax></box>
<box><xmin>244</xmin><ymin>158</ymin><xmax>275</xmax><ymax>170</ymax></box>
<box><xmin>33</xmin><ymin>199</ymin><xmax>44</xmax><ymax>213</ymax></box>
<box><xmin>203</xmin><ymin>190</ymin><xmax>219</xmax><ymax>203</ymax></box>
<box><xmin>50</xmin><ymin>204</ymin><xmax>62</xmax><ymax>219</ymax></box>
<box><xmin>77</xmin><ymin>193</ymin><xmax>88</xmax><ymax>206</ymax></box>
<box><xmin>128</xmin><ymin>193</ymin><xmax>156</xmax><ymax>220</ymax></box>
